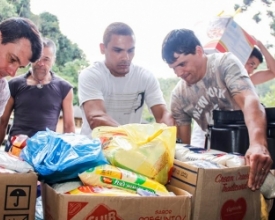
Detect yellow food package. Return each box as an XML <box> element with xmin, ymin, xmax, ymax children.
<box><xmin>65</xmin><ymin>185</ymin><xmax>140</xmax><ymax>196</ymax></box>
<box><xmin>79</xmin><ymin>164</ymin><xmax>170</xmax><ymax>195</ymax></box>
<box><xmin>91</xmin><ymin>123</ymin><xmax>176</xmax><ymax>184</ymax></box>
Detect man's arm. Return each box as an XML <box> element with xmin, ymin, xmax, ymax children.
<box><xmin>250</xmin><ymin>40</ymin><xmax>275</xmax><ymax>85</ymax></box>
<box><xmin>62</xmin><ymin>89</ymin><xmax>75</xmax><ymax>133</ymax></box>
<box><xmin>232</xmin><ymin>88</ymin><xmax>272</xmax><ymax>190</ymax></box>
<box><xmin>82</xmin><ymin>99</ymin><xmax>120</xmax><ymax>130</ymax></box>
<box><xmin>177</xmin><ymin>124</ymin><xmax>191</xmax><ymax>144</ymax></box>
<box><xmin>0</xmin><ymin>97</ymin><xmax>14</xmax><ymax>144</ymax></box>
<box><xmin>78</xmin><ymin>67</ymin><xmax>119</xmax><ymax>130</ymax></box>
<box><xmin>150</xmin><ymin>104</ymin><xmax>174</xmax><ymax>126</ymax></box>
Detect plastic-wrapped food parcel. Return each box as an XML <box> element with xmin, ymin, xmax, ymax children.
<box><xmin>20</xmin><ymin>129</ymin><xmax>108</xmax><ymax>183</ymax></box>
<box><xmin>92</xmin><ymin>123</ymin><xmax>177</xmax><ymax>185</ymax></box>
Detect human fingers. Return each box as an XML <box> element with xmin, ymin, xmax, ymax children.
<box><xmin>245</xmin><ymin>154</ymin><xmax>250</xmax><ymax>166</ymax></box>
<box><xmin>256</xmin><ymin>157</ymin><xmax>273</xmax><ymax>189</ymax></box>
<box><xmin>252</xmin><ymin>154</ymin><xmax>273</xmax><ymax>189</ymax></box>
<box><xmin>254</xmin><ymin>163</ymin><xmax>266</xmax><ymax>189</ymax></box>
<box><xmin>247</xmin><ymin>156</ymin><xmax>257</xmax><ymax>190</ymax></box>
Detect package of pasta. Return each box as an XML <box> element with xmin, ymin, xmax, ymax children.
<box><xmin>91</xmin><ymin>123</ymin><xmax>177</xmax><ymax>185</ymax></box>
<box><xmin>79</xmin><ymin>164</ymin><xmax>170</xmax><ymax>196</ymax></box>
<box><xmin>66</xmin><ymin>185</ymin><xmax>140</xmax><ymax>196</ymax></box>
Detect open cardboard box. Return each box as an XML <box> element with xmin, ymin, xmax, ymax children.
<box><xmin>0</xmin><ymin>172</ymin><xmax>37</xmax><ymax>219</ymax></box>
<box><xmin>42</xmin><ymin>182</ymin><xmax>192</xmax><ymax>220</ymax></box>
<box><xmin>195</xmin><ymin>15</ymin><xmax>256</xmax><ymax>64</ymax></box>
<box><xmin>171</xmin><ymin>159</ymin><xmax>260</xmax><ymax>220</ymax></box>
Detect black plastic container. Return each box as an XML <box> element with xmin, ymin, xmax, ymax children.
<box><xmin>207</xmin><ymin>108</ymin><xmax>275</xmax><ymax>169</ymax></box>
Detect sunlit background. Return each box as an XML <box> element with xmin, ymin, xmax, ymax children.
<box><xmin>30</xmin><ymin>0</ymin><xmax>274</xmax><ymax>78</ymax></box>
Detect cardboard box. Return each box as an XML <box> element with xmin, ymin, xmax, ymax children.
<box><xmin>0</xmin><ymin>172</ymin><xmax>38</xmax><ymax>220</ymax></box>
<box><xmin>42</xmin><ymin>183</ymin><xmax>192</xmax><ymax>220</ymax></box>
<box><xmin>195</xmin><ymin>16</ymin><xmax>256</xmax><ymax>64</ymax></box>
<box><xmin>171</xmin><ymin>159</ymin><xmax>260</xmax><ymax>220</ymax></box>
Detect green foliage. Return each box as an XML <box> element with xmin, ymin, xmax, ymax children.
<box><xmin>0</xmin><ymin>0</ymin><xmax>89</xmax><ymax>105</ymax></box>
<box><xmin>234</xmin><ymin>0</ymin><xmax>275</xmax><ymax>37</ymax></box>
<box><xmin>53</xmin><ymin>59</ymin><xmax>89</xmax><ymax>105</ymax></box>
<box><xmin>233</xmin><ymin>0</ymin><xmax>275</xmax><ymax>107</ymax></box>
<box><xmin>37</xmin><ymin>12</ymin><xmax>86</xmax><ymax>67</ymax></box>
<box><xmin>255</xmin><ymin>78</ymin><xmax>275</xmax><ymax>97</ymax></box>
<box><xmin>7</xmin><ymin>0</ymin><xmax>31</xmax><ymax>17</ymax></box>
<box><xmin>38</xmin><ymin>12</ymin><xmax>60</xmax><ymax>40</ymax></box>
<box><xmin>0</xmin><ymin>0</ymin><xmax>17</xmax><ymax>21</ymax></box>
<box><xmin>260</xmin><ymin>84</ymin><xmax>275</xmax><ymax>107</ymax></box>
<box><xmin>141</xmin><ymin>77</ymin><xmax>180</xmax><ymax>122</ymax></box>
<box><xmin>158</xmin><ymin>77</ymin><xmax>180</xmax><ymax>107</ymax></box>
<box><xmin>255</xmin><ymin>63</ymin><xmax>275</xmax><ymax>106</ymax></box>
<box><xmin>56</xmin><ymin>35</ymin><xmax>86</xmax><ymax>66</ymax></box>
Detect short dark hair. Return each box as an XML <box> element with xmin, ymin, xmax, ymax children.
<box><xmin>162</xmin><ymin>29</ymin><xmax>201</xmax><ymax>64</ymax></box>
<box><xmin>103</xmin><ymin>22</ymin><xmax>134</xmax><ymax>46</ymax></box>
<box><xmin>43</xmin><ymin>37</ymin><xmax>57</xmax><ymax>56</ymax></box>
<box><xmin>0</xmin><ymin>17</ymin><xmax>42</xmax><ymax>62</ymax></box>
<box><xmin>250</xmin><ymin>47</ymin><xmax>263</xmax><ymax>63</ymax></box>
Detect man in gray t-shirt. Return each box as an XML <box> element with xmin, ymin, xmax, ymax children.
<box><xmin>161</xmin><ymin>28</ymin><xmax>272</xmax><ymax>192</ymax></box>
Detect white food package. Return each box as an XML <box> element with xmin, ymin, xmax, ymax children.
<box><xmin>0</xmin><ymin>151</ymin><xmax>34</xmax><ymax>173</ymax></box>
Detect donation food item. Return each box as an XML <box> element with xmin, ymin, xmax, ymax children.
<box><xmin>0</xmin><ymin>167</ymin><xmax>16</xmax><ymax>173</ymax></box>
<box><xmin>136</xmin><ymin>188</ymin><xmax>159</xmax><ymax>196</ymax></box>
<box><xmin>52</xmin><ymin>181</ymin><xmax>83</xmax><ymax>194</ymax></box>
<box><xmin>79</xmin><ymin>164</ymin><xmax>170</xmax><ymax>196</ymax></box>
<box><xmin>66</xmin><ymin>185</ymin><xmax>140</xmax><ymax>196</ymax></box>
<box><xmin>21</xmin><ymin>129</ymin><xmax>108</xmax><ymax>183</ymax></box>
<box><xmin>92</xmin><ymin>123</ymin><xmax>176</xmax><ymax>185</ymax></box>
<box><xmin>9</xmin><ymin>134</ymin><xmax>28</xmax><ymax>157</ymax></box>
<box><xmin>175</xmin><ymin>144</ymin><xmax>245</xmax><ymax>167</ymax></box>
<box><xmin>0</xmin><ymin>151</ymin><xmax>33</xmax><ymax>173</ymax></box>
<box><xmin>184</xmin><ymin>160</ymin><xmax>224</xmax><ymax>169</ymax></box>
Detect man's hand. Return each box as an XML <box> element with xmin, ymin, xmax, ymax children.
<box><xmin>254</xmin><ymin>38</ymin><xmax>264</xmax><ymax>48</ymax></box>
<box><xmin>158</xmin><ymin>112</ymin><xmax>175</xmax><ymax>126</ymax></box>
<box><xmin>151</xmin><ymin>104</ymin><xmax>175</xmax><ymax>126</ymax></box>
<box><xmin>245</xmin><ymin>144</ymin><xmax>273</xmax><ymax>190</ymax></box>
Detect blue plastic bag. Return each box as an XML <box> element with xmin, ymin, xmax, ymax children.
<box><xmin>20</xmin><ymin>129</ymin><xmax>108</xmax><ymax>183</ymax></box>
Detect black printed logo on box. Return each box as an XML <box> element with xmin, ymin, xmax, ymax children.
<box><xmin>3</xmin><ymin>214</ymin><xmax>29</xmax><ymax>220</ymax></box>
<box><xmin>5</xmin><ymin>185</ymin><xmax>31</xmax><ymax>210</ymax></box>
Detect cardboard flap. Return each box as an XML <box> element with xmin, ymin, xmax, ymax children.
<box><xmin>42</xmin><ymin>182</ymin><xmax>192</xmax><ymax>220</ymax></box>
<box><xmin>166</xmin><ymin>184</ymin><xmax>192</xmax><ymax>197</ymax></box>
<box><xmin>172</xmin><ymin>160</ymin><xmax>200</xmax><ymax>195</ymax></box>
<box><xmin>171</xmin><ymin>160</ymin><xmax>260</xmax><ymax>220</ymax></box>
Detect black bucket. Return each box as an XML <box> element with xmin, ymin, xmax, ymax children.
<box><xmin>207</xmin><ymin>107</ymin><xmax>275</xmax><ymax>169</ymax></box>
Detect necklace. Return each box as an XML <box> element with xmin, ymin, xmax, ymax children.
<box><xmin>30</xmin><ymin>73</ymin><xmax>49</xmax><ymax>89</ymax></box>
<box><xmin>36</xmin><ymin>81</ymin><xmax>43</xmax><ymax>89</ymax></box>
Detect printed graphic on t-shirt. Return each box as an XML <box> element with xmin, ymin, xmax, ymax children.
<box><xmin>105</xmin><ymin>91</ymin><xmax>145</xmax><ymax>114</ymax></box>
<box><xmin>172</xmin><ymin>53</ymin><xmax>253</xmax><ymax>131</ymax></box>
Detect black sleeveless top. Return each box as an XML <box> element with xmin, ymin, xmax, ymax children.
<box><xmin>8</xmin><ymin>71</ymin><xmax>72</xmax><ymax>138</ymax></box>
